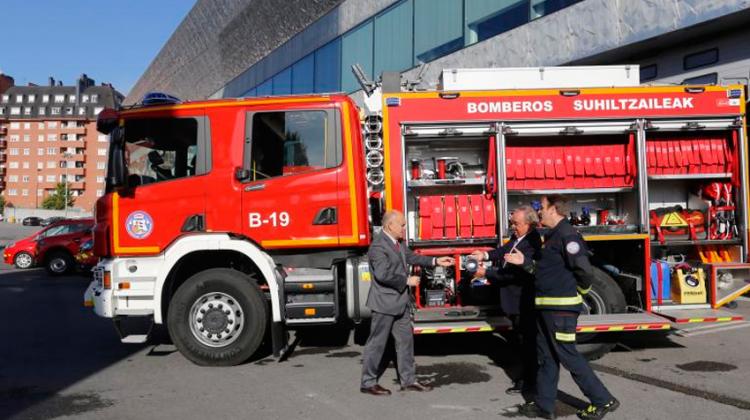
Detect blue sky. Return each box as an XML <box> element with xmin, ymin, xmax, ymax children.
<box><xmin>0</xmin><ymin>0</ymin><xmax>195</xmax><ymax>96</ymax></box>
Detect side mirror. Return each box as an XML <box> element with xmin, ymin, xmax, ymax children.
<box><xmin>234</xmin><ymin>167</ymin><xmax>250</xmax><ymax>181</ymax></box>
<box><xmin>106</xmin><ymin>128</ymin><xmax>127</xmax><ymax>190</ymax></box>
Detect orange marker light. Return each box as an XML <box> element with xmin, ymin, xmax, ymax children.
<box><xmin>304</xmin><ymin>308</ymin><xmax>316</xmax><ymax>316</ymax></box>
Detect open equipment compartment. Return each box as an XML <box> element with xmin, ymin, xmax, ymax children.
<box><xmin>501</xmin><ymin>120</ymin><xmax>641</xmax><ymax>235</ymax></box>
<box><xmin>644</xmin><ymin>118</ymin><xmax>748</xmax><ymax>310</ymax></box>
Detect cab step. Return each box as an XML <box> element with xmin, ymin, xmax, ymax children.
<box><xmin>113</xmin><ymin>315</ymin><xmax>153</xmax><ymax>344</ymax></box>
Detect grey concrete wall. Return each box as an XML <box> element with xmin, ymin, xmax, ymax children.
<box><xmin>402</xmin><ymin>0</ymin><xmax>750</xmax><ymax>84</ymax></box>
<box><xmin>126</xmin><ymin>0</ymin><xmax>344</xmax><ymax>103</ymax></box>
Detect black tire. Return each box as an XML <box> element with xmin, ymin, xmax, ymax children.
<box><xmin>577</xmin><ymin>267</ymin><xmax>627</xmax><ymax>361</ymax></box>
<box><xmin>45</xmin><ymin>250</ymin><xmax>74</xmax><ymax>276</ymax></box>
<box><xmin>167</xmin><ymin>268</ymin><xmax>267</xmax><ymax>366</ymax></box>
<box><xmin>14</xmin><ymin>251</ymin><xmax>34</xmax><ymax>269</ymax></box>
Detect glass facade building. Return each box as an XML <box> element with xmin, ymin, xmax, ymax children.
<box><xmin>241</xmin><ymin>0</ymin><xmax>583</xmax><ymax>97</ymax></box>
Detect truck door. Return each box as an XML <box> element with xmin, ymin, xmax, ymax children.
<box><xmin>241</xmin><ymin>108</ymin><xmax>343</xmax><ymax>249</ymax></box>
<box><xmin>111</xmin><ymin>115</ymin><xmax>209</xmax><ymax>255</ymax></box>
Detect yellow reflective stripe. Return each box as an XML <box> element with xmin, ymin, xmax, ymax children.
<box><xmin>555</xmin><ymin>332</ymin><xmax>576</xmax><ymax>342</ymax></box>
<box><xmin>577</xmin><ymin>285</ymin><xmax>591</xmax><ymax>295</ymax></box>
<box><xmin>535</xmin><ymin>295</ymin><xmax>583</xmax><ymax>306</ymax></box>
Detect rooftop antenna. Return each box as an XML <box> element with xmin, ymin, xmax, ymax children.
<box><xmin>351</xmin><ymin>63</ymin><xmax>377</xmax><ymax>97</ymax></box>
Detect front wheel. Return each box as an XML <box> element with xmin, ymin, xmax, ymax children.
<box><xmin>576</xmin><ymin>267</ymin><xmax>626</xmax><ymax>361</ymax></box>
<box><xmin>14</xmin><ymin>252</ymin><xmax>34</xmax><ymax>269</ymax></box>
<box><xmin>167</xmin><ymin>268</ymin><xmax>267</xmax><ymax>366</ymax></box>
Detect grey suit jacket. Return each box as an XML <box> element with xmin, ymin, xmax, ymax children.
<box><xmin>366</xmin><ymin>231</ymin><xmax>434</xmax><ymax>316</ymax></box>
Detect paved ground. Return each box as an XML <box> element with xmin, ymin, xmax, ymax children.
<box><xmin>1</xmin><ymin>225</ymin><xmax>749</xmax><ymax>420</ymax></box>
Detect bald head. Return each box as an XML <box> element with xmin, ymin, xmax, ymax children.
<box><xmin>382</xmin><ymin>210</ymin><xmax>406</xmax><ymax>240</ymax></box>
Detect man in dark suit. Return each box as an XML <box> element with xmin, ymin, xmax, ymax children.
<box><xmin>472</xmin><ymin>205</ymin><xmax>541</xmax><ymax>401</ymax></box>
<box><xmin>360</xmin><ymin>210</ymin><xmax>454</xmax><ymax>396</ymax></box>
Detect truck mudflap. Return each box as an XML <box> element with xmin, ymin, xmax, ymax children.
<box><xmin>652</xmin><ymin>307</ymin><xmax>744</xmax><ymax>324</ymax></box>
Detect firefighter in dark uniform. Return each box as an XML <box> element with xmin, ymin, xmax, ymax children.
<box><xmin>471</xmin><ymin>205</ymin><xmax>541</xmax><ymax>401</ymax></box>
<box><xmin>505</xmin><ymin>195</ymin><xmax>619</xmax><ymax>420</ymax></box>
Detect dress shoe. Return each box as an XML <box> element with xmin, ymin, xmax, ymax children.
<box><xmin>400</xmin><ymin>381</ymin><xmax>433</xmax><ymax>392</ymax></box>
<box><xmin>518</xmin><ymin>401</ymin><xmax>556</xmax><ymax>419</ymax></box>
<box><xmin>506</xmin><ymin>380</ymin><xmax>523</xmax><ymax>395</ymax></box>
<box><xmin>360</xmin><ymin>384</ymin><xmax>391</xmax><ymax>396</ymax></box>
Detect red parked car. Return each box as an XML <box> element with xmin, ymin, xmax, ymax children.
<box><xmin>3</xmin><ymin>218</ymin><xmax>94</xmax><ymax>275</ymax></box>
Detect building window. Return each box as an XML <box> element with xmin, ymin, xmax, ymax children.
<box><xmin>37</xmin><ymin>175</ymin><xmax>43</xmax><ymax>182</ymax></box>
<box><xmin>51</xmin><ymin>107</ymin><xmax>61</xmax><ymax>115</ymax></box>
<box><xmin>37</xmin><ymin>148</ymin><xmax>44</xmax><ymax>156</ymax></box>
<box><xmin>38</xmin><ymin>134</ymin><xmax>44</xmax><ymax>142</ymax></box>
<box><xmin>684</xmin><ymin>48</ymin><xmax>719</xmax><ymax>70</ymax></box>
<box><xmin>639</xmin><ymin>64</ymin><xmax>657</xmax><ymax>81</ymax></box>
<box><xmin>54</xmin><ymin>95</ymin><xmax>65</xmax><ymax>103</ymax></box>
<box><xmin>414</xmin><ymin>0</ymin><xmax>463</xmax><ymax>63</ymax></box>
<box><xmin>97</xmin><ymin>162</ymin><xmax>106</xmax><ymax>170</ymax></box>
<box><xmin>373</xmin><ymin>0</ymin><xmax>413</xmax><ymax>80</ymax></box>
<box><xmin>10</xmin><ymin>122</ymin><xmax>19</xmax><ymax>129</ymax></box>
<box><xmin>10</xmin><ymin>107</ymin><xmax>20</xmax><ymax>115</ymax></box>
<box><xmin>0</xmin><ymin>107</ymin><xmax>4</xmax><ymax>115</ymax></box>
<box><xmin>38</xmin><ymin>107</ymin><xmax>46</xmax><ymax>116</ymax></box>
<box><xmin>23</xmin><ymin>135</ymin><xmax>30</xmax><ymax>142</ymax></box>
<box><xmin>37</xmin><ymin>189</ymin><xmax>43</xmax><ymax>196</ymax></box>
<box><xmin>28</xmin><ymin>95</ymin><xmax>36</xmax><ymax>102</ymax></box>
<box><xmin>82</xmin><ymin>94</ymin><xmax>89</xmax><ymax>103</ymax></box>
<box><xmin>7</xmin><ymin>189</ymin><xmax>17</xmax><ymax>196</ymax></box>
<box><xmin>38</xmin><ymin>122</ymin><xmax>45</xmax><ymax>129</ymax></box>
<box><xmin>47</xmin><ymin>147</ymin><xmax>57</xmax><ymax>155</ymax></box>
<box><xmin>68</xmin><ymin>95</ymin><xmax>76</xmax><ymax>103</ymax></box>
<box><xmin>78</xmin><ymin>107</ymin><xmax>87</xmax><ymax>115</ymax></box>
<box><xmin>23</xmin><ymin>122</ymin><xmax>30</xmax><ymax>129</ymax></box>
<box><xmin>22</xmin><ymin>176</ymin><xmax>29</xmax><ymax>182</ymax></box>
<box><xmin>93</xmin><ymin>107</ymin><xmax>103</xmax><ymax>115</ymax></box>
<box><xmin>314</xmin><ymin>39</ymin><xmax>342</xmax><ymax>93</ymax></box>
<box><xmin>9</xmin><ymin>135</ymin><xmax>19</xmax><ymax>142</ymax></box>
<box><xmin>8</xmin><ymin>175</ymin><xmax>18</xmax><ymax>182</ymax></box>
<box><xmin>9</xmin><ymin>148</ymin><xmax>18</xmax><ymax>155</ymax></box>
<box><xmin>46</xmin><ymin>175</ymin><xmax>56</xmax><ymax>182</ymax></box>
<box><xmin>96</xmin><ymin>189</ymin><xmax>103</xmax><ymax>197</ymax></box>
<box><xmin>47</xmin><ymin>161</ymin><xmax>56</xmax><ymax>168</ymax></box>
<box><xmin>42</xmin><ymin>95</ymin><xmax>49</xmax><ymax>103</ymax></box>
<box><xmin>291</xmin><ymin>53</ymin><xmax>315</xmax><ymax>94</ymax></box>
<box><xmin>21</xmin><ymin>189</ymin><xmax>28</xmax><ymax>197</ymax></box>
<box><xmin>47</xmin><ymin>134</ymin><xmax>57</xmax><ymax>141</ymax></box>
<box><xmin>90</xmin><ymin>94</ymin><xmax>98</xmax><ymax>102</ymax></box>
<box><xmin>466</xmin><ymin>0</ymin><xmax>528</xmax><ymax>45</ymax></box>
<box><xmin>65</xmin><ymin>107</ymin><xmax>74</xmax><ymax>115</ymax></box>
<box><xmin>47</xmin><ymin>121</ymin><xmax>57</xmax><ymax>129</ymax></box>
<box><xmin>1</xmin><ymin>94</ymin><xmax>8</xmax><ymax>102</ymax></box>
<box><xmin>22</xmin><ymin>162</ymin><xmax>29</xmax><ymax>169</ymax></box>
<box><xmin>8</xmin><ymin>162</ymin><xmax>18</xmax><ymax>169</ymax></box>
<box><xmin>97</xmin><ymin>176</ymin><xmax>104</xmax><ymax>183</ymax></box>
<box><xmin>682</xmin><ymin>73</ymin><xmax>718</xmax><ymax>85</ymax></box>
<box><xmin>98</xmin><ymin>148</ymin><xmax>107</xmax><ymax>156</ymax></box>
<box><xmin>98</xmin><ymin>134</ymin><xmax>107</xmax><ymax>142</ymax></box>
<box><xmin>16</xmin><ymin>95</ymin><xmax>23</xmax><ymax>102</ymax></box>
<box><xmin>341</xmin><ymin>22</ymin><xmax>374</xmax><ymax>93</ymax></box>
<box><xmin>37</xmin><ymin>162</ymin><xmax>43</xmax><ymax>169</ymax></box>
<box><xmin>23</xmin><ymin>148</ymin><xmax>30</xmax><ymax>155</ymax></box>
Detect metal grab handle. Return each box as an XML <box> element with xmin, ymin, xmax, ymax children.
<box><xmin>244</xmin><ymin>183</ymin><xmax>266</xmax><ymax>192</ymax></box>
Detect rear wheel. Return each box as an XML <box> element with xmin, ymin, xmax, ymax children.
<box><xmin>576</xmin><ymin>267</ymin><xmax>626</xmax><ymax>361</ymax></box>
<box><xmin>14</xmin><ymin>252</ymin><xmax>34</xmax><ymax>269</ymax></box>
<box><xmin>167</xmin><ymin>268</ymin><xmax>267</xmax><ymax>366</ymax></box>
<box><xmin>46</xmin><ymin>251</ymin><xmax>74</xmax><ymax>275</ymax></box>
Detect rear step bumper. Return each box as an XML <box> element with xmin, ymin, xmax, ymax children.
<box><xmin>652</xmin><ymin>307</ymin><xmax>744</xmax><ymax>324</ymax></box>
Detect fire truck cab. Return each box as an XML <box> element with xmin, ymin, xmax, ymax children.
<box><xmin>86</xmin><ymin>66</ymin><xmax>749</xmax><ymax>366</ymax></box>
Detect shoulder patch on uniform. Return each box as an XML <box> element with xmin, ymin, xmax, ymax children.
<box><xmin>566</xmin><ymin>241</ymin><xmax>581</xmax><ymax>254</ymax></box>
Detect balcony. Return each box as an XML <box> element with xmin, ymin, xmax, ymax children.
<box><xmin>69</xmin><ymin>154</ymin><xmax>86</xmax><ymax>162</ymax></box>
<box><xmin>61</xmin><ymin>140</ymin><xmax>86</xmax><ymax>148</ymax></box>
<box><xmin>66</xmin><ymin>167</ymin><xmax>85</xmax><ymax>176</ymax></box>
<box><xmin>0</xmin><ymin>140</ymin><xmax>6</xmax><ymax>148</ymax></box>
<box><xmin>0</xmin><ymin>153</ymin><xmax>6</xmax><ymax>163</ymax></box>
<box><xmin>0</xmin><ymin>127</ymin><xmax>6</xmax><ymax>135</ymax></box>
<box><xmin>70</xmin><ymin>181</ymin><xmax>85</xmax><ymax>189</ymax></box>
<box><xmin>63</xmin><ymin>126</ymin><xmax>86</xmax><ymax>135</ymax></box>
<box><xmin>0</xmin><ymin>167</ymin><xmax>5</xmax><ymax>176</ymax></box>
<box><xmin>0</xmin><ymin>181</ymin><xmax>5</xmax><ymax>189</ymax></box>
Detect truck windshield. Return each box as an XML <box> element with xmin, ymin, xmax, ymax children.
<box><xmin>117</xmin><ymin>117</ymin><xmax>199</xmax><ymax>187</ymax></box>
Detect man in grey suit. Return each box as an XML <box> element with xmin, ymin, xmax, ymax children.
<box><xmin>360</xmin><ymin>210</ymin><xmax>454</xmax><ymax>396</ymax></box>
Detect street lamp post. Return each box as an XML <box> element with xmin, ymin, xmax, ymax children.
<box><xmin>62</xmin><ymin>152</ymin><xmax>72</xmax><ymax>217</ymax></box>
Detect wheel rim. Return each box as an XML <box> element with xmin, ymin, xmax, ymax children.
<box><xmin>49</xmin><ymin>257</ymin><xmax>68</xmax><ymax>273</ymax></box>
<box><xmin>579</xmin><ymin>289</ymin><xmax>607</xmax><ymax>344</ymax></box>
<box><xmin>16</xmin><ymin>253</ymin><xmax>32</xmax><ymax>269</ymax></box>
<box><xmin>189</xmin><ymin>292</ymin><xmax>244</xmax><ymax>348</ymax></box>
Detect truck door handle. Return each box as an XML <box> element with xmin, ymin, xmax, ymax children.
<box><xmin>244</xmin><ymin>183</ymin><xmax>266</xmax><ymax>192</ymax></box>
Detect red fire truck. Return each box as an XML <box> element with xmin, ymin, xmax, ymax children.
<box><xmin>85</xmin><ymin>66</ymin><xmax>750</xmax><ymax>366</ymax></box>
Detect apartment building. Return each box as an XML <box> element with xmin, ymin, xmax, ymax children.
<box><xmin>0</xmin><ymin>74</ymin><xmax>123</xmax><ymax>210</ymax></box>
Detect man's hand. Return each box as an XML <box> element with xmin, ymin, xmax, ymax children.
<box><xmin>473</xmin><ymin>265</ymin><xmax>486</xmax><ymax>279</ymax></box>
<box><xmin>503</xmin><ymin>248</ymin><xmax>524</xmax><ymax>266</ymax></box>
<box><xmin>407</xmin><ymin>276</ymin><xmax>420</xmax><ymax>287</ymax></box>
<box><xmin>470</xmin><ymin>250</ymin><xmax>486</xmax><ymax>261</ymax></box>
<box><xmin>436</xmin><ymin>256</ymin><xmax>454</xmax><ymax>267</ymax></box>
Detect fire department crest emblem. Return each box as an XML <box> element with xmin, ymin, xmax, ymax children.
<box><xmin>126</xmin><ymin>211</ymin><xmax>154</xmax><ymax>239</ymax></box>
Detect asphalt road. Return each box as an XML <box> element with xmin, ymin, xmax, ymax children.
<box><xmin>1</xmin><ymin>224</ymin><xmax>750</xmax><ymax>419</ymax></box>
